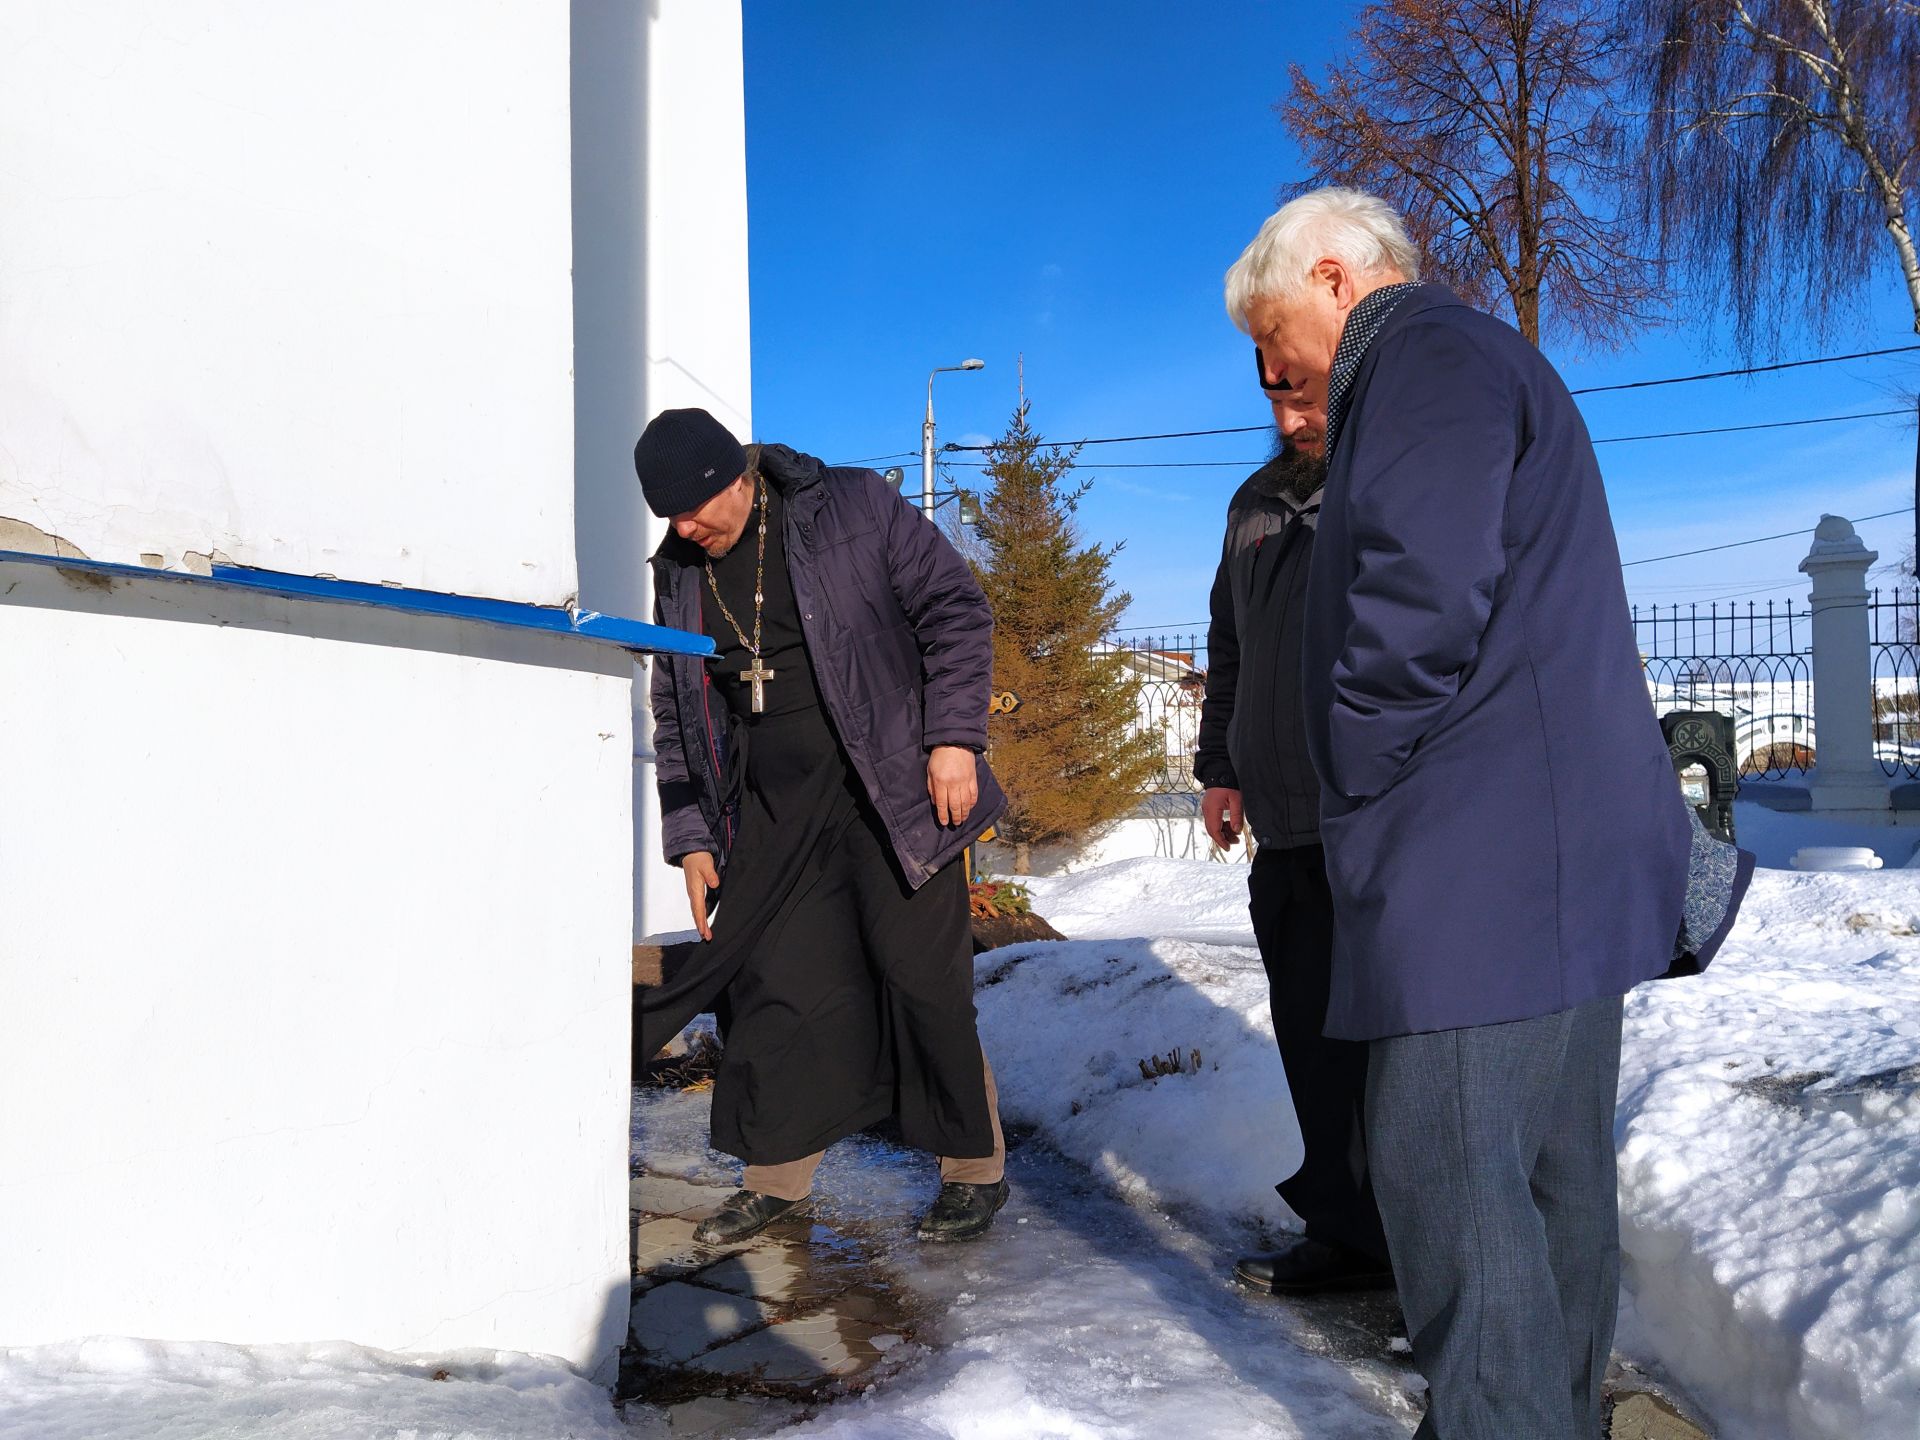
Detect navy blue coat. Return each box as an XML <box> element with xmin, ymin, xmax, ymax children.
<box><xmin>648</xmin><ymin>444</ymin><xmax>1006</xmax><ymax>890</ymax></box>
<box><xmin>1303</xmin><ymin>286</ymin><xmax>1692</xmax><ymax>1041</ymax></box>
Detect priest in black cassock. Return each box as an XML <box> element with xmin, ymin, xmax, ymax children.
<box><xmin>634</xmin><ymin>407</ymin><xmax>1010</xmax><ymax>1244</ymax></box>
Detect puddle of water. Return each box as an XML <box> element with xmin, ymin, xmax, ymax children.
<box><xmin>619</xmin><ymin>1169</ymin><xmax>922</xmax><ymax>1416</ymax></box>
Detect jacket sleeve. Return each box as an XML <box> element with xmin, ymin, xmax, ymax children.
<box><xmin>875</xmin><ymin>472</ymin><xmax>994</xmax><ymax>752</ymax></box>
<box><xmin>1327</xmin><ymin>322</ymin><xmax>1513</xmax><ymax>802</ymax></box>
<box><xmin>1194</xmin><ymin>524</ymin><xmax>1241</xmax><ymax>790</ymax></box>
<box><xmin>647</xmin><ymin>612</ymin><xmax>718</xmax><ymax>866</ymax></box>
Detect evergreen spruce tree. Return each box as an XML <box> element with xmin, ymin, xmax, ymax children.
<box><xmin>973</xmin><ymin>402</ymin><xmax>1161</xmax><ymax>874</ymax></box>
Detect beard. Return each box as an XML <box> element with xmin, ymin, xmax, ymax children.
<box><xmin>1258</xmin><ymin>426</ymin><xmax>1328</xmax><ymax>504</ymax></box>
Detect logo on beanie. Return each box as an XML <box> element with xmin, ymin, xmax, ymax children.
<box><xmin>703</xmin><ymin>467</ymin><xmax>716</xmax><ymax>478</ymax></box>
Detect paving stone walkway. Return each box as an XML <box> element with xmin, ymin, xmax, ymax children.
<box><xmin>620</xmin><ymin>1171</ymin><xmax>918</xmax><ymax>1429</ymax></box>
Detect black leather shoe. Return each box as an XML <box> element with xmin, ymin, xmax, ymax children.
<box><xmin>915</xmin><ymin>1179</ymin><xmax>1010</xmax><ymax>1242</ymax></box>
<box><xmin>692</xmin><ymin>1189</ymin><xmax>808</xmax><ymax>1245</ymax></box>
<box><xmin>1234</xmin><ymin>1236</ymin><xmax>1394</xmax><ymax>1295</ymax></box>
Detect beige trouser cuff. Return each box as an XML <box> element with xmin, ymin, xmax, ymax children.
<box><xmin>742</xmin><ymin>1052</ymin><xmax>1006</xmax><ymax>1201</ymax></box>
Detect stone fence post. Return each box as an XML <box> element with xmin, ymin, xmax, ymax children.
<box><xmin>1800</xmin><ymin>514</ymin><xmax>1888</xmax><ymax>814</ymax></box>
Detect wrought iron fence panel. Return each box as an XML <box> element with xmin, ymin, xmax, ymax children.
<box><xmin>1118</xmin><ymin>599</ymin><xmax>1824</xmax><ymax>790</ymax></box>
<box><xmin>1099</xmin><ymin>634</ymin><xmax>1210</xmax><ymax>794</ymax></box>
<box><xmin>1626</xmin><ymin>601</ymin><xmax>1815</xmax><ymax>779</ymax></box>
<box><xmin>1869</xmin><ymin>589</ymin><xmax>1920</xmax><ymax>778</ymax></box>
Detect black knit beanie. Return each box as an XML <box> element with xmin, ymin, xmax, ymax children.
<box><xmin>633</xmin><ymin>408</ymin><xmax>748</xmax><ymax>518</ymax></box>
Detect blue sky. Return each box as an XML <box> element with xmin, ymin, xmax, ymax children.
<box><xmin>741</xmin><ymin>0</ymin><xmax>1920</xmax><ymax>634</ymax></box>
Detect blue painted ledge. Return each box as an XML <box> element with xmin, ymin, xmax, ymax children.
<box><xmin>0</xmin><ymin>549</ymin><xmax>716</xmax><ymax>659</ymax></box>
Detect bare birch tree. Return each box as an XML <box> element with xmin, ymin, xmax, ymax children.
<box><xmin>1281</xmin><ymin>0</ymin><xmax>1662</xmax><ymax>351</ymax></box>
<box><xmin>1630</xmin><ymin>0</ymin><xmax>1920</xmax><ymax>351</ymax></box>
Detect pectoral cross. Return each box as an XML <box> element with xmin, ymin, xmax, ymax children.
<box><xmin>741</xmin><ymin>656</ymin><xmax>776</xmax><ymax>713</ymax></box>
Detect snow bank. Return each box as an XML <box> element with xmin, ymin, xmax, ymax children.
<box><xmin>0</xmin><ymin>1337</ymin><xmax>647</xmax><ymax>1440</ymax></box>
<box><xmin>1616</xmin><ymin>868</ymin><xmax>1920</xmax><ymax>1440</ymax></box>
<box><xmin>1024</xmin><ymin>857</ymin><xmax>1258</xmax><ymax>946</ymax></box>
<box><xmin>998</xmin><ymin>855</ymin><xmax>1920</xmax><ymax>1440</ymax></box>
<box><xmin>977</xmin><ymin>933</ymin><xmax>1302</xmax><ymax>1231</ymax></box>
<box><xmin>984</xmin><ymin>860</ymin><xmax>1296</xmax><ymax>1231</ymax></box>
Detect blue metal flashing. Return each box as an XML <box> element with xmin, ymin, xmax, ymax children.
<box><xmin>0</xmin><ymin>549</ymin><xmax>715</xmax><ymax>659</ymax></box>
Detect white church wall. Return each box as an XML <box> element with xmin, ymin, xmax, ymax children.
<box><xmin>569</xmin><ymin>0</ymin><xmax>754</xmax><ymax>941</ymax></box>
<box><xmin>0</xmin><ymin>568</ymin><xmax>634</xmax><ymax>1375</ymax></box>
<box><xmin>0</xmin><ymin>2</ymin><xmax>578</xmax><ymax>605</ymax></box>
<box><xmin>0</xmin><ymin>0</ymin><xmax>757</xmax><ymax>1384</ymax></box>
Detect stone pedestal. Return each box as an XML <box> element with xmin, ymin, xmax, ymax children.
<box><xmin>1800</xmin><ymin>515</ymin><xmax>1890</xmax><ymax>815</ymax></box>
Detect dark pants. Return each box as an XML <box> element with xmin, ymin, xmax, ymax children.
<box><xmin>1366</xmin><ymin>993</ymin><xmax>1625</xmax><ymax>1440</ymax></box>
<box><xmin>1248</xmin><ymin>844</ymin><xmax>1389</xmax><ymax>1263</ymax></box>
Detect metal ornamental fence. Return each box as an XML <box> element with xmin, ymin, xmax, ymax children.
<box><xmin>1111</xmin><ymin>584</ymin><xmax>1920</xmax><ymax>793</ymax></box>
<box><xmin>1100</xmin><ymin>634</ymin><xmax>1209</xmax><ymax>794</ymax></box>
<box><xmin>1870</xmin><ymin>589</ymin><xmax>1920</xmax><ymax>779</ymax></box>
<box><xmin>1631</xmin><ymin>600</ymin><xmax>1813</xmax><ymax>779</ymax></box>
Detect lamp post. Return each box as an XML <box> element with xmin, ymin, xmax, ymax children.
<box><xmin>923</xmin><ymin>358</ymin><xmax>985</xmax><ymax>519</ymax></box>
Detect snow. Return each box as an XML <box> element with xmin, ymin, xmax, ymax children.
<box><xmin>1024</xmin><ymin>859</ymin><xmax>1259</xmax><ymax>947</ymax></box>
<box><xmin>0</xmin><ymin>1337</ymin><xmax>651</xmax><ymax>1440</ymax></box>
<box><xmin>1731</xmin><ymin>798</ymin><xmax>1920</xmax><ymax>871</ymax></box>
<box><xmin>1615</xmin><ymin>868</ymin><xmax>1920</xmax><ymax>1440</ymax></box>
<box><xmin>1011</xmin><ymin>853</ymin><xmax>1920</xmax><ymax>1440</ymax></box>
<box><xmin>630</xmin><ymin>1084</ymin><xmax>1416</xmax><ymax>1440</ymax></box>
<box><xmin>12</xmin><ymin>836</ymin><xmax>1920</xmax><ymax>1439</ymax></box>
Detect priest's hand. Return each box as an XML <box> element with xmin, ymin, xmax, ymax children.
<box><xmin>682</xmin><ymin>851</ymin><xmax>719</xmax><ymax>941</ymax></box>
<box><xmin>927</xmin><ymin>745</ymin><xmax>978</xmax><ymax>828</ymax></box>
<box><xmin>1202</xmin><ymin>786</ymin><xmax>1244</xmax><ymax>850</ymax></box>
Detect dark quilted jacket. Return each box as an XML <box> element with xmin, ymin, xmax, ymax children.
<box><xmin>647</xmin><ymin>444</ymin><xmax>1006</xmax><ymax>890</ymax></box>
<box><xmin>1194</xmin><ymin>461</ymin><xmax>1322</xmax><ymax>848</ymax></box>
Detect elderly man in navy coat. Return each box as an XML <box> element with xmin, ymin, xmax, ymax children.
<box><xmin>1223</xmin><ymin>190</ymin><xmax>1740</xmax><ymax>1440</ymax></box>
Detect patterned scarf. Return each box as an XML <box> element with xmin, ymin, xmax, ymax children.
<box><xmin>1324</xmin><ymin>281</ymin><xmax>1420</xmax><ymax>457</ymax></box>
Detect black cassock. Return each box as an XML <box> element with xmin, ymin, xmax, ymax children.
<box><xmin>638</xmin><ymin>485</ymin><xmax>996</xmax><ymax>1166</ymax></box>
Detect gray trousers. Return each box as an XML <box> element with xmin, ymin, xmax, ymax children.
<box><xmin>1366</xmin><ymin>994</ymin><xmax>1624</xmax><ymax>1440</ymax></box>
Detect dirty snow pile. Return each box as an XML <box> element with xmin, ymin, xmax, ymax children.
<box><xmin>990</xmin><ymin>855</ymin><xmax>1920</xmax><ymax>1440</ymax></box>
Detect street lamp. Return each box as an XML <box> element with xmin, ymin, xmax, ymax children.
<box><xmin>924</xmin><ymin>358</ymin><xmax>985</xmax><ymax>519</ymax></box>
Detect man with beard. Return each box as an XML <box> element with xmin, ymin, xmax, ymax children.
<box><xmin>1194</xmin><ymin>354</ymin><xmax>1393</xmax><ymax>1297</ymax></box>
<box><xmin>635</xmin><ymin>407</ymin><xmax>1010</xmax><ymax>1245</ymax></box>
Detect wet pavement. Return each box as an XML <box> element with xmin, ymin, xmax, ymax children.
<box><xmin>619</xmin><ymin>1169</ymin><xmax>920</xmax><ymax>1427</ymax></box>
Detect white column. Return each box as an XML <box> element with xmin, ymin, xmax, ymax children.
<box><xmin>1800</xmin><ymin>514</ymin><xmax>1889</xmax><ymax>813</ymax></box>
<box><xmin>569</xmin><ymin>0</ymin><xmax>752</xmax><ymax>942</ymax></box>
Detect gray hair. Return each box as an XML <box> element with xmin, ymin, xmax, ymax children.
<box><xmin>1224</xmin><ymin>188</ymin><xmax>1421</xmax><ymax>333</ymax></box>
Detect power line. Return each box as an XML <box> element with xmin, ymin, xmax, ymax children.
<box><xmin>1592</xmin><ymin>408</ymin><xmax>1910</xmax><ymax>445</ymax></box>
<box><xmin>833</xmin><ymin>450</ymin><xmax>920</xmax><ymax>466</ymax></box>
<box><xmin>924</xmin><ymin>344</ymin><xmax>1920</xmax><ymax>455</ymax></box>
<box><xmin>1620</xmin><ymin>506</ymin><xmax>1910</xmax><ymax>568</ymax></box>
<box><xmin>941</xmin><ymin>458</ymin><xmax>1258</xmax><ymax>469</ymax></box>
<box><xmin>1570</xmin><ymin>344</ymin><xmax>1920</xmax><ymax>396</ymax></box>
<box><xmin>933</xmin><ymin>406</ymin><xmax>1911</xmax><ymax>471</ymax></box>
<box><xmin>944</xmin><ymin>424</ymin><xmax>1264</xmax><ymax>453</ymax></box>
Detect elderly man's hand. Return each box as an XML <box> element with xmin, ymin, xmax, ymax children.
<box><xmin>1202</xmin><ymin>787</ymin><xmax>1244</xmax><ymax>850</ymax></box>
<box><xmin>927</xmin><ymin>745</ymin><xmax>978</xmax><ymax>828</ymax></box>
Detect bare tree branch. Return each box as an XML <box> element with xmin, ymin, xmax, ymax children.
<box><xmin>1279</xmin><ymin>0</ymin><xmax>1662</xmax><ymax>351</ymax></box>
<box><xmin>1627</xmin><ymin>0</ymin><xmax>1920</xmax><ymax>349</ymax></box>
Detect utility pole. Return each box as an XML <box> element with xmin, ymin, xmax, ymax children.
<box><xmin>923</xmin><ymin>358</ymin><xmax>986</xmax><ymax>518</ymax></box>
